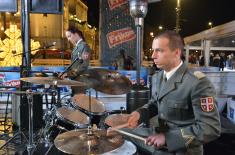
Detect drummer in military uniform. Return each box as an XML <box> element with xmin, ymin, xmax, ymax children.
<box><xmin>62</xmin><ymin>25</ymin><xmax>91</xmax><ymax>94</ymax></box>
<box><xmin>127</xmin><ymin>30</ymin><xmax>221</xmax><ymax>155</ymax></box>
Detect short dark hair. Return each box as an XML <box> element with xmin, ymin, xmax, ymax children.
<box><xmin>155</xmin><ymin>30</ymin><xmax>184</xmax><ymax>51</ymax></box>
<box><xmin>67</xmin><ymin>25</ymin><xmax>85</xmax><ymax>41</ymax></box>
<box><xmin>154</xmin><ymin>30</ymin><xmax>185</xmax><ymax>60</ymax></box>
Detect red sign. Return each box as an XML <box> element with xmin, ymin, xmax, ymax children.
<box><xmin>108</xmin><ymin>0</ymin><xmax>128</xmax><ymax>10</ymax></box>
<box><xmin>107</xmin><ymin>27</ymin><xmax>136</xmax><ymax>48</ymax></box>
<box><xmin>200</xmin><ymin>97</ymin><xmax>215</xmax><ymax>112</ymax></box>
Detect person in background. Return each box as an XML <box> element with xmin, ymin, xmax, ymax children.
<box><xmin>61</xmin><ymin>25</ymin><xmax>91</xmax><ymax>94</ymax></box>
<box><xmin>125</xmin><ymin>30</ymin><xmax>221</xmax><ymax>155</ymax></box>
<box><xmin>114</xmin><ymin>49</ymin><xmax>133</xmax><ymax>70</ymax></box>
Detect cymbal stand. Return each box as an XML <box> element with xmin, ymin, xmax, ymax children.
<box><xmin>87</xmin><ymin>89</ymin><xmax>93</xmax><ymax>135</ymax></box>
<box><xmin>26</xmin><ymin>89</ymin><xmax>36</xmax><ymax>152</ymax></box>
<box><xmin>0</xmin><ymin>93</ymin><xmax>29</xmax><ymax>150</ymax></box>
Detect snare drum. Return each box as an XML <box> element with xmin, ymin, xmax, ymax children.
<box><xmin>103</xmin><ymin>140</ymin><xmax>137</xmax><ymax>155</ymax></box>
<box><xmin>56</xmin><ymin>107</ymin><xmax>89</xmax><ymax>130</ymax></box>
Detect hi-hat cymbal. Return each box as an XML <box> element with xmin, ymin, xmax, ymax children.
<box><xmin>20</xmin><ymin>77</ymin><xmax>85</xmax><ymax>86</ymax></box>
<box><xmin>72</xmin><ymin>94</ymin><xmax>105</xmax><ymax>115</ymax></box>
<box><xmin>105</xmin><ymin>114</ymin><xmax>131</xmax><ymax>127</ymax></box>
<box><xmin>54</xmin><ymin>129</ymin><xmax>124</xmax><ymax>155</ymax></box>
<box><xmin>76</xmin><ymin>68</ymin><xmax>132</xmax><ymax>95</ymax></box>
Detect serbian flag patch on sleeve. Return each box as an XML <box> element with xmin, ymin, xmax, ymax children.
<box><xmin>200</xmin><ymin>97</ymin><xmax>215</xmax><ymax>112</ymax></box>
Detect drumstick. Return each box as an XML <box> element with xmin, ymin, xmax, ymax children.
<box><xmin>111</xmin><ymin>128</ymin><xmax>146</xmax><ymax>143</ymax></box>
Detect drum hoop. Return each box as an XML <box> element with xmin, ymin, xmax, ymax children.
<box><xmin>71</xmin><ymin>102</ymin><xmax>106</xmax><ymax>116</ymax></box>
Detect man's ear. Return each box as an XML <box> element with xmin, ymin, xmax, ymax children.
<box><xmin>175</xmin><ymin>48</ymin><xmax>181</xmax><ymax>58</ymax></box>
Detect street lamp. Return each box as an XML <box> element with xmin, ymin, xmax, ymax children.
<box><xmin>208</xmin><ymin>21</ymin><xmax>213</xmax><ymax>28</ymax></box>
<box><xmin>175</xmin><ymin>0</ymin><xmax>181</xmax><ymax>33</ymax></box>
<box><xmin>158</xmin><ymin>25</ymin><xmax>163</xmax><ymax>30</ymax></box>
<box><xmin>150</xmin><ymin>32</ymin><xmax>154</xmax><ymax>37</ymax></box>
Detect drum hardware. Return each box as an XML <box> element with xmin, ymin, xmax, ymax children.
<box><xmin>54</xmin><ymin>129</ymin><xmax>124</xmax><ymax>155</ymax></box>
<box><xmin>0</xmin><ymin>89</ymin><xmax>48</xmax><ymax>152</ymax></box>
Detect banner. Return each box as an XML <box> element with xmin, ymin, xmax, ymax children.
<box><xmin>107</xmin><ymin>27</ymin><xmax>136</xmax><ymax>48</ymax></box>
<box><xmin>100</xmin><ymin>0</ymin><xmax>136</xmax><ymax>66</ymax></box>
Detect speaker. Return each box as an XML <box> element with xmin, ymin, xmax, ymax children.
<box><xmin>20</xmin><ymin>94</ymin><xmax>44</xmax><ymax>131</ymax></box>
<box><xmin>30</xmin><ymin>0</ymin><xmax>63</xmax><ymax>14</ymax></box>
<box><xmin>0</xmin><ymin>0</ymin><xmax>17</xmax><ymax>13</ymax></box>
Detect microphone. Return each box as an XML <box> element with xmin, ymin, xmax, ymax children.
<box><xmin>12</xmin><ymin>42</ymin><xmax>56</xmax><ymax>56</ymax></box>
<box><xmin>58</xmin><ymin>57</ymin><xmax>84</xmax><ymax>78</ymax></box>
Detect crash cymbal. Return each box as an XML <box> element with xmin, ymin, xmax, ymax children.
<box><xmin>20</xmin><ymin>77</ymin><xmax>85</xmax><ymax>86</ymax></box>
<box><xmin>54</xmin><ymin>129</ymin><xmax>124</xmax><ymax>155</ymax></box>
<box><xmin>0</xmin><ymin>90</ymin><xmax>50</xmax><ymax>95</ymax></box>
<box><xmin>76</xmin><ymin>68</ymin><xmax>132</xmax><ymax>95</ymax></box>
<box><xmin>105</xmin><ymin>114</ymin><xmax>131</xmax><ymax>127</ymax></box>
<box><xmin>72</xmin><ymin>94</ymin><xmax>105</xmax><ymax>115</ymax></box>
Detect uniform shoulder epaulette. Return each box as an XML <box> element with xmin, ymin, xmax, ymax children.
<box><xmin>193</xmin><ymin>71</ymin><xmax>206</xmax><ymax>79</ymax></box>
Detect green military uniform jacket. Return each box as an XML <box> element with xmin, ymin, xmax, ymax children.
<box><xmin>137</xmin><ymin>63</ymin><xmax>221</xmax><ymax>154</ymax></box>
<box><xmin>67</xmin><ymin>40</ymin><xmax>91</xmax><ymax>78</ymax></box>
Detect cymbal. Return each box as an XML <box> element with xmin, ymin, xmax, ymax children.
<box><xmin>72</xmin><ymin>94</ymin><xmax>105</xmax><ymax>115</ymax></box>
<box><xmin>54</xmin><ymin>129</ymin><xmax>124</xmax><ymax>155</ymax></box>
<box><xmin>76</xmin><ymin>68</ymin><xmax>132</xmax><ymax>95</ymax></box>
<box><xmin>105</xmin><ymin>114</ymin><xmax>131</xmax><ymax>127</ymax></box>
<box><xmin>0</xmin><ymin>90</ymin><xmax>50</xmax><ymax>95</ymax></box>
<box><xmin>20</xmin><ymin>77</ymin><xmax>85</xmax><ymax>86</ymax></box>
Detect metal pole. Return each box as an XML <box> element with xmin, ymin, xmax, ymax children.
<box><xmin>21</xmin><ymin>0</ymin><xmax>31</xmax><ymax>75</ymax></box>
<box><xmin>27</xmin><ymin>93</ymin><xmax>34</xmax><ymax>150</ymax></box>
<box><xmin>136</xmin><ymin>24</ymin><xmax>142</xmax><ymax>85</ymax></box>
<box><xmin>175</xmin><ymin>0</ymin><xmax>181</xmax><ymax>33</ymax></box>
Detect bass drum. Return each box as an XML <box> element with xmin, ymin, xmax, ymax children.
<box><xmin>103</xmin><ymin>140</ymin><xmax>137</xmax><ymax>155</ymax></box>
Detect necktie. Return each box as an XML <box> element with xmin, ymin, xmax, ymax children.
<box><xmin>160</xmin><ymin>74</ymin><xmax>167</xmax><ymax>92</ymax></box>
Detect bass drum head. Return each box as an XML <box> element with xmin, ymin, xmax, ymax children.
<box><xmin>103</xmin><ymin>140</ymin><xmax>136</xmax><ymax>155</ymax></box>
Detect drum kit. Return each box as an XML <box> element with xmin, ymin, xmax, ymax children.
<box><xmin>2</xmin><ymin>68</ymin><xmax>139</xmax><ymax>154</ymax></box>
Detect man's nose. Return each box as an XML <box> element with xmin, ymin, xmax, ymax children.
<box><xmin>152</xmin><ymin>51</ymin><xmax>158</xmax><ymax>59</ymax></box>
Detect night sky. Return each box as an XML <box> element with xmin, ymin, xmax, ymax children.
<box><xmin>87</xmin><ymin>0</ymin><xmax>235</xmax><ymax>37</ymax></box>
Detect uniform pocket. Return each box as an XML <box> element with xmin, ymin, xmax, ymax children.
<box><xmin>167</xmin><ymin>100</ymin><xmax>189</xmax><ymax>120</ymax></box>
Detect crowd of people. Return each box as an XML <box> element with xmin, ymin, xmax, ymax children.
<box><xmin>189</xmin><ymin>52</ymin><xmax>235</xmax><ymax>70</ymax></box>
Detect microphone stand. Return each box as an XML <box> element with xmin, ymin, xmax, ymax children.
<box><xmin>59</xmin><ymin>57</ymin><xmax>81</xmax><ymax>78</ymax></box>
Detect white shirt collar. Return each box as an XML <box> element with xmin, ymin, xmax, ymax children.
<box><xmin>164</xmin><ymin>61</ymin><xmax>183</xmax><ymax>80</ymax></box>
<box><xmin>76</xmin><ymin>39</ymin><xmax>83</xmax><ymax>46</ymax></box>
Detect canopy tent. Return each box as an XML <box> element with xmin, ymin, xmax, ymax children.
<box><xmin>184</xmin><ymin>20</ymin><xmax>235</xmax><ymax>67</ymax></box>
